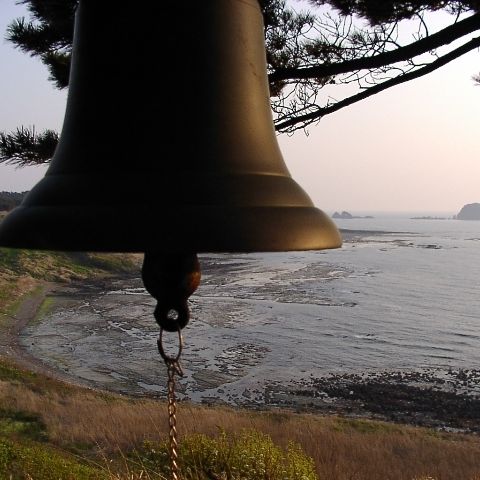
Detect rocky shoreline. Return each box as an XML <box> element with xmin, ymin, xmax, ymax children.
<box><xmin>6</xmin><ymin>227</ymin><xmax>480</xmax><ymax>435</ymax></box>
<box><xmin>258</xmin><ymin>368</ymin><xmax>480</xmax><ymax>433</ymax></box>
<box><xmin>13</xmin><ymin>274</ymin><xmax>480</xmax><ymax>436</ymax></box>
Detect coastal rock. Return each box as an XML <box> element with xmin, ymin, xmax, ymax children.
<box><xmin>456</xmin><ymin>203</ymin><xmax>480</xmax><ymax>220</ymax></box>
<box><xmin>332</xmin><ymin>211</ymin><xmax>353</xmax><ymax>219</ymax></box>
<box><xmin>332</xmin><ymin>211</ymin><xmax>374</xmax><ymax>219</ymax></box>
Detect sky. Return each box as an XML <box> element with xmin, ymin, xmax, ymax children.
<box><xmin>0</xmin><ymin>1</ymin><xmax>479</xmax><ymax>215</ymax></box>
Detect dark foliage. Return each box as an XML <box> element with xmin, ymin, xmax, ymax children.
<box><xmin>6</xmin><ymin>0</ymin><xmax>76</xmax><ymax>89</ymax></box>
<box><xmin>0</xmin><ymin>127</ymin><xmax>59</xmax><ymax>167</ymax></box>
<box><xmin>0</xmin><ymin>191</ymin><xmax>27</xmax><ymax>212</ymax></box>
<box><xmin>310</xmin><ymin>0</ymin><xmax>480</xmax><ymax>24</ymax></box>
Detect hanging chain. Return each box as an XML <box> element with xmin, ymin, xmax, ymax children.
<box><xmin>143</xmin><ymin>253</ymin><xmax>201</xmax><ymax>480</ymax></box>
<box><xmin>158</xmin><ymin>326</ymin><xmax>184</xmax><ymax>480</ymax></box>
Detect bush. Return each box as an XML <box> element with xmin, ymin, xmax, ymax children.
<box><xmin>132</xmin><ymin>429</ymin><xmax>318</xmax><ymax>480</ymax></box>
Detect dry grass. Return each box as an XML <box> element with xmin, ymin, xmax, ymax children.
<box><xmin>0</xmin><ymin>373</ymin><xmax>479</xmax><ymax>479</ymax></box>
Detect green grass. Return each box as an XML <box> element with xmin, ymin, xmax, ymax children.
<box><xmin>0</xmin><ymin>360</ymin><xmax>37</xmax><ymax>384</ymax></box>
<box><xmin>0</xmin><ymin>409</ymin><xmax>47</xmax><ymax>442</ymax></box>
<box><xmin>0</xmin><ymin>437</ymin><xmax>104</xmax><ymax>479</ymax></box>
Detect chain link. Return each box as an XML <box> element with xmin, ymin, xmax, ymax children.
<box><xmin>166</xmin><ymin>360</ymin><xmax>181</xmax><ymax>479</ymax></box>
<box><xmin>158</xmin><ymin>327</ymin><xmax>184</xmax><ymax>480</ymax></box>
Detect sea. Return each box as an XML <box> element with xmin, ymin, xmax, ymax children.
<box><xmin>308</xmin><ymin>214</ymin><xmax>480</xmax><ymax>369</ymax></box>
<box><xmin>22</xmin><ymin>213</ymin><xmax>480</xmax><ymax>404</ymax></box>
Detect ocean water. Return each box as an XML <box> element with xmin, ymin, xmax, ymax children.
<box><xmin>22</xmin><ymin>215</ymin><xmax>480</xmax><ymax>403</ymax></box>
<box><xmin>296</xmin><ymin>216</ymin><xmax>480</xmax><ymax>371</ymax></box>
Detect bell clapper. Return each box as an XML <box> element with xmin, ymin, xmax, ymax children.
<box><xmin>142</xmin><ymin>252</ymin><xmax>201</xmax><ymax>480</ymax></box>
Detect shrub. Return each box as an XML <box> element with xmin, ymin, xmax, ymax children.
<box><xmin>132</xmin><ymin>429</ymin><xmax>318</xmax><ymax>480</ymax></box>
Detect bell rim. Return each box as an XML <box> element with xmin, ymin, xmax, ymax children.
<box><xmin>0</xmin><ymin>205</ymin><xmax>342</xmax><ymax>253</ymax></box>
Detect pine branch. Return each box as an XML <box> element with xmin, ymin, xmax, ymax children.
<box><xmin>309</xmin><ymin>0</ymin><xmax>478</xmax><ymax>24</ymax></box>
<box><xmin>6</xmin><ymin>0</ymin><xmax>76</xmax><ymax>90</ymax></box>
<box><xmin>275</xmin><ymin>35</ymin><xmax>480</xmax><ymax>131</ymax></box>
<box><xmin>270</xmin><ymin>13</ymin><xmax>480</xmax><ymax>82</ymax></box>
<box><xmin>42</xmin><ymin>51</ymin><xmax>71</xmax><ymax>89</ymax></box>
<box><xmin>0</xmin><ymin>127</ymin><xmax>59</xmax><ymax>167</ymax></box>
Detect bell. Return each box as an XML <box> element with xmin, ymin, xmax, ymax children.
<box><xmin>0</xmin><ymin>0</ymin><xmax>341</xmax><ymax>253</ymax></box>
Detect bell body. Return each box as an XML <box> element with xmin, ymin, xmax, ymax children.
<box><xmin>0</xmin><ymin>0</ymin><xmax>341</xmax><ymax>252</ymax></box>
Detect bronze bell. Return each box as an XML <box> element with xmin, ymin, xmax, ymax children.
<box><xmin>0</xmin><ymin>0</ymin><xmax>341</xmax><ymax>253</ymax></box>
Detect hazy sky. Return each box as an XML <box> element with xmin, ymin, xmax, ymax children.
<box><xmin>0</xmin><ymin>2</ymin><xmax>478</xmax><ymax>214</ymax></box>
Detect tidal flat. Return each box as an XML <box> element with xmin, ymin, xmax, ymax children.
<box><xmin>17</xmin><ymin>226</ymin><xmax>480</xmax><ymax>433</ymax></box>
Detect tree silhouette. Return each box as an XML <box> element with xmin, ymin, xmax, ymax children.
<box><xmin>1</xmin><ymin>0</ymin><xmax>479</xmax><ymax>166</ymax></box>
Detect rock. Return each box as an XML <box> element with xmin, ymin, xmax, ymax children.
<box><xmin>457</xmin><ymin>203</ymin><xmax>480</xmax><ymax>220</ymax></box>
<box><xmin>332</xmin><ymin>211</ymin><xmax>374</xmax><ymax>219</ymax></box>
<box><xmin>332</xmin><ymin>211</ymin><xmax>354</xmax><ymax>219</ymax></box>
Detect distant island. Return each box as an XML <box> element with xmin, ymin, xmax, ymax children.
<box><xmin>456</xmin><ymin>203</ymin><xmax>480</xmax><ymax>220</ymax></box>
<box><xmin>332</xmin><ymin>211</ymin><xmax>374</xmax><ymax>219</ymax></box>
<box><xmin>410</xmin><ymin>204</ymin><xmax>480</xmax><ymax>220</ymax></box>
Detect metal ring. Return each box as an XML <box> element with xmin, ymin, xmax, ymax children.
<box><xmin>154</xmin><ymin>302</ymin><xmax>189</xmax><ymax>332</ymax></box>
<box><xmin>157</xmin><ymin>326</ymin><xmax>183</xmax><ymax>363</ymax></box>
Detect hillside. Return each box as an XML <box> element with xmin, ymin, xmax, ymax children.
<box><xmin>0</xmin><ymin>191</ymin><xmax>27</xmax><ymax>212</ymax></box>
<box><xmin>0</xmin><ymin>248</ymin><xmax>142</xmax><ymax>321</ymax></box>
